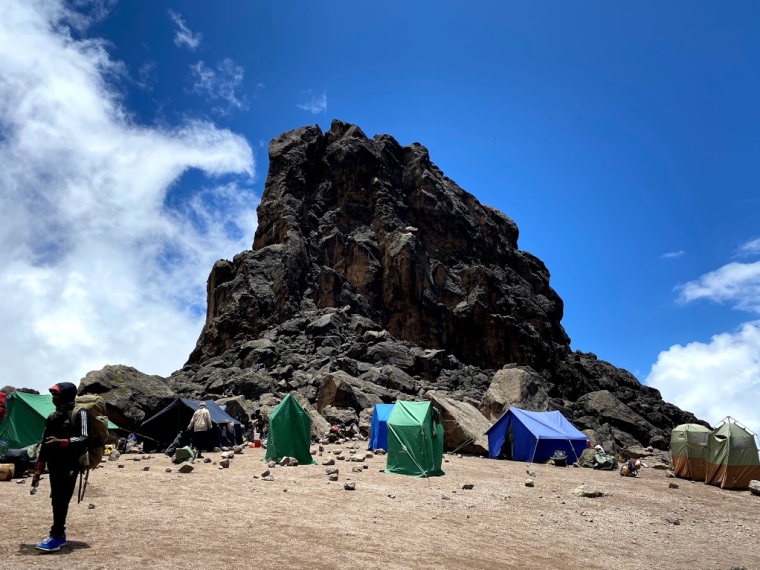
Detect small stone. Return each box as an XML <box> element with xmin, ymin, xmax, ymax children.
<box><xmin>88</xmin><ymin>503</ymin><xmax>96</xmax><ymax>509</ymax></box>
<box><xmin>268</xmin><ymin>461</ymin><xmax>276</xmax><ymax>468</ymax></box>
<box><xmin>365</xmin><ymin>452</ymin><xmax>374</xmax><ymax>459</ymax></box>
<box><xmin>323</xmin><ymin>458</ymin><xmax>336</xmax><ymax>466</ymax></box>
<box><xmin>279</xmin><ymin>457</ymin><xmax>290</xmax><ymax>466</ymax></box>
<box><xmin>352</xmin><ymin>466</ymin><xmax>363</xmax><ymax>473</ymax></box>
<box><xmin>334</xmin><ymin>450</ymin><xmax>343</xmax><ymax>456</ymax></box>
<box><xmin>336</xmin><ymin>455</ymin><xmax>346</xmax><ymax>461</ymax></box>
<box><xmin>283</xmin><ymin>488</ymin><xmax>287</xmax><ymax>492</ymax></box>
<box><xmin>572</xmin><ymin>484</ymin><xmax>604</xmax><ymax>498</ymax></box>
<box><xmin>262</xmin><ymin>475</ymin><xmax>274</xmax><ymax>481</ymax></box>
<box><xmin>668</xmin><ymin>482</ymin><xmax>679</xmax><ymax>489</ymax></box>
<box><xmin>350</xmin><ymin>455</ymin><xmax>365</xmax><ymax>463</ymax></box>
<box><xmin>749</xmin><ymin>480</ymin><xmax>760</xmax><ymax>496</ymax></box>
<box><xmin>165</xmin><ymin>468</ymin><xmax>172</xmax><ymax>473</ymax></box>
<box><xmin>178</xmin><ymin>463</ymin><xmax>194</xmax><ymax>473</ymax></box>
<box><xmin>233</xmin><ymin>446</ymin><xmax>243</xmax><ymax>454</ymax></box>
<box><xmin>665</xmin><ymin>470</ymin><xmax>675</xmax><ymax>478</ymax></box>
<box><xmin>457</xmin><ymin>454</ymin><xmax>463</xmax><ymax>459</ymax></box>
<box><xmin>287</xmin><ymin>457</ymin><xmax>299</xmax><ymax>467</ymax></box>
<box><xmin>462</xmin><ymin>483</ymin><xmax>474</xmax><ymax>490</ymax></box>
<box><xmin>388</xmin><ymin>494</ymin><xmax>395</xmax><ymax>499</ymax></box>
<box><xmin>374</xmin><ymin>449</ymin><xmax>386</xmax><ymax>455</ymax></box>
<box><xmin>344</xmin><ymin>482</ymin><xmax>356</xmax><ymax>491</ymax></box>
<box><xmin>362</xmin><ymin>464</ymin><xmax>368</xmax><ymax>470</ymax></box>
<box><xmin>261</xmin><ymin>469</ymin><xmax>271</xmax><ymax>477</ymax></box>
<box><xmin>142</xmin><ymin>466</ymin><xmax>150</xmax><ymax>471</ymax></box>
<box><xmin>441</xmin><ymin>495</ymin><xmax>451</xmax><ymax>500</ymax></box>
<box><xmin>220</xmin><ymin>459</ymin><xmax>230</xmax><ymax>468</ymax></box>
<box><xmin>525</xmin><ymin>479</ymin><xmax>535</xmax><ymax>487</ymax></box>
<box><xmin>526</xmin><ymin>469</ymin><xmax>536</xmax><ymax>478</ymax></box>
<box><xmin>325</xmin><ymin>467</ymin><xmax>339</xmax><ymax>475</ymax></box>
<box><xmin>329</xmin><ymin>473</ymin><xmax>339</xmax><ymax>481</ymax></box>
<box><xmin>666</xmin><ymin>517</ymin><xmax>681</xmax><ymax>525</ymax></box>
<box><xmin>203</xmin><ymin>458</ymin><xmax>212</xmax><ymax>464</ymax></box>
<box><xmin>117</xmin><ymin>464</ymin><xmax>125</xmax><ymax>469</ymax></box>
<box><xmin>16</xmin><ymin>479</ymin><xmax>25</xmax><ymax>484</ymax></box>
<box><xmin>318</xmin><ymin>445</ymin><xmax>324</xmax><ymax>452</ymax></box>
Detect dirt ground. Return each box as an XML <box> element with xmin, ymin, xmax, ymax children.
<box><xmin>2</xmin><ymin>443</ymin><xmax>758</xmax><ymax>570</ymax></box>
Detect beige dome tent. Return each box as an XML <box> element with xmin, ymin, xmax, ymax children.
<box><xmin>704</xmin><ymin>417</ymin><xmax>760</xmax><ymax>490</ymax></box>
<box><xmin>670</xmin><ymin>423</ymin><xmax>711</xmax><ymax>481</ymax></box>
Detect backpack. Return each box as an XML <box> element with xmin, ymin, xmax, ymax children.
<box><xmin>72</xmin><ymin>394</ymin><xmax>110</xmax><ymax>470</ymax></box>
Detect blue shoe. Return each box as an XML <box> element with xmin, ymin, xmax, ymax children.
<box><xmin>35</xmin><ymin>535</ymin><xmax>65</xmax><ymax>552</ymax></box>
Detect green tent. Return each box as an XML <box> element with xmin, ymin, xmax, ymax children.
<box><xmin>385</xmin><ymin>401</ymin><xmax>445</xmax><ymax>477</ymax></box>
<box><xmin>264</xmin><ymin>394</ymin><xmax>315</xmax><ymax>465</ymax></box>
<box><xmin>0</xmin><ymin>391</ymin><xmax>118</xmax><ymax>449</ymax></box>
<box><xmin>670</xmin><ymin>423</ymin><xmax>711</xmax><ymax>481</ymax></box>
<box><xmin>704</xmin><ymin>417</ymin><xmax>760</xmax><ymax>489</ymax></box>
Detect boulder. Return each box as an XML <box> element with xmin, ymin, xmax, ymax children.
<box><xmin>425</xmin><ymin>390</ymin><xmax>490</xmax><ymax>454</ymax></box>
<box><xmin>77</xmin><ymin>364</ymin><xmax>175</xmax><ymax>430</ymax></box>
<box><xmin>480</xmin><ymin>365</ymin><xmax>551</xmax><ymax>421</ymax></box>
<box><xmin>573</xmin><ymin>390</ymin><xmax>662</xmax><ymax>447</ymax></box>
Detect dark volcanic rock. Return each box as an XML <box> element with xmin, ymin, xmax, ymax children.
<box><xmin>165</xmin><ymin>120</ymin><xmax>704</xmax><ymax>451</ymax></box>
<box><xmin>78</xmin><ymin>365</ymin><xmax>176</xmax><ymax>430</ymax></box>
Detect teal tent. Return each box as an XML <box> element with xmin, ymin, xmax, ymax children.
<box><xmin>385</xmin><ymin>401</ymin><xmax>444</xmax><ymax>477</ymax></box>
<box><xmin>0</xmin><ymin>391</ymin><xmax>117</xmax><ymax>449</ymax></box>
<box><xmin>264</xmin><ymin>394</ymin><xmax>316</xmax><ymax>465</ymax></box>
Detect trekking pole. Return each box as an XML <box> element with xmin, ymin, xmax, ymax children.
<box><xmin>77</xmin><ymin>469</ymin><xmax>89</xmax><ymax>504</ymax></box>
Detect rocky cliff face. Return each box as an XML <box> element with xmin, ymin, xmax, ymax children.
<box><xmin>168</xmin><ymin>120</ymin><xmax>702</xmax><ymax>453</ymax></box>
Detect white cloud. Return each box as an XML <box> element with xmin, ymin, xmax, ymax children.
<box><xmin>677</xmin><ymin>261</ymin><xmax>760</xmax><ymax>313</ymax></box>
<box><xmin>0</xmin><ymin>0</ymin><xmax>258</xmax><ymax>392</ymax></box>
<box><xmin>297</xmin><ymin>90</ymin><xmax>327</xmax><ymax>114</ymax></box>
<box><xmin>190</xmin><ymin>59</ymin><xmax>246</xmax><ymax>114</ymax></box>
<box><xmin>168</xmin><ymin>10</ymin><xmax>201</xmax><ymax>50</ymax></box>
<box><xmin>660</xmin><ymin>250</ymin><xmax>685</xmax><ymax>259</ymax></box>
<box><xmin>738</xmin><ymin>237</ymin><xmax>760</xmax><ymax>257</ymax></box>
<box><xmin>646</xmin><ymin>322</ymin><xmax>760</xmax><ymax>434</ymax></box>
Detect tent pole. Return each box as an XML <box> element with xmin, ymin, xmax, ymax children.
<box><xmin>567</xmin><ymin>438</ymin><xmax>580</xmax><ymax>464</ymax></box>
<box><xmin>530</xmin><ymin>437</ymin><xmax>539</xmax><ymax>465</ymax></box>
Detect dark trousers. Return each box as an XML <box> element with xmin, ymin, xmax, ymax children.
<box><xmin>192</xmin><ymin>430</ymin><xmax>210</xmax><ymax>455</ymax></box>
<box><xmin>48</xmin><ymin>462</ymin><xmax>80</xmax><ymax>538</ymax></box>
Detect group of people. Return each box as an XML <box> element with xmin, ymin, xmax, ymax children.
<box><xmin>186</xmin><ymin>404</ymin><xmax>266</xmax><ymax>457</ymax></box>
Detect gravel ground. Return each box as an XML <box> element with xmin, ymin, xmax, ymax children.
<box><xmin>1</xmin><ymin>443</ymin><xmax>758</xmax><ymax>570</ymax></box>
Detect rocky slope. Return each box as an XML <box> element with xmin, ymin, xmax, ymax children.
<box><xmin>158</xmin><ymin>120</ymin><xmax>702</xmax><ymax>453</ymax></box>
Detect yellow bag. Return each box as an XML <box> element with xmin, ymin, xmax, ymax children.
<box><xmin>0</xmin><ymin>463</ymin><xmax>15</xmax><ymax>481</ymax></box>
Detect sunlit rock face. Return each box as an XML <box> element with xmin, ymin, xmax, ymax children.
<box><xmin>167</xmin><ymin>120</ymin><xmax>703</xmax><ymax>452</ymax></box>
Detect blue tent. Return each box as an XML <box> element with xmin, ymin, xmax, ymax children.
<box><xmin>485</xmin><ymin>407</ymin><xmax>589</xmax><ymax>463</ymax></box>
<box><xmin>368</xmin><ymin>403</ymin><xmax>395</xmax><ymax>451</ymax></box>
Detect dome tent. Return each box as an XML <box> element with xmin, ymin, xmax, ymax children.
<box><xmin>670</xmin><ymin>423</ymin><xmax>711</xmax><ymax>481</ymax></box>
<box><xmin>385</xmin><ymin>401</ymin><xmax>444</xmax><ymax>477</ymax></box>
<box><xmin>264</xmin><ymin>394</ymin><xmax>316</xmax><ymax>465</ymax></box>
<box><xmin>368</xmin><ymin>403</ymin><xmax>395</xmax><ymax>451</ymax></box>
<box><xmin>704</xmin><ymin>417</ymin><xmax>760</xmax><ymax>490</ymax></box>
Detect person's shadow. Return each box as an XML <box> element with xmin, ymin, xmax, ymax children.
<box><xmin>18</xmin><ymin>541</ymin><xmax>91</xmax><ymax>555</ymax></box>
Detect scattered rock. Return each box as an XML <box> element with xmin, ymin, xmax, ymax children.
<box><xmin>665</xmin><ymin>470</ymin><xmax>675</xmax><ymax>478</ymax></box>
<box><xmin>262</xmin><ymin>475</ymin><xmax>274</xmax><ymax>481</ymax></box>
<box><xmin>88</xmin><ymin>504</ymin><xmax>96</xmax><ymax>509</ymax></box>
<box><xmin>336</xmin><ymin>455</ymin><xmax>346</xmax><ymax>461</ymax></box>
<box><xmin>749</xmin><ymin>480</ymin><xmax>760</xmax><ymax>496</ymax></box>
<box><xmin>525</xmin><ymin>479</ymin><xmax>535</xmax><ymax>487</ymax></box>
<box><xmin>666</xmin><ymin>516</ymin><xmax>681</xmax><ymax>525</ymax></box>
<box><xmin>325</xmin><ymin>467</ymin><xmax>339</xmax><ymax>475</ymax></box>
<box><xmin>350</xmin><ymin>455</ymin><xmax>365</xmax><ymax>463</ymax></box>
<box><xmin>442</xmin><ymin>494</ymin><xmax>451</xmax><ymax>500</ymax></box>
<box><xmin>220</xmin><ymin>459</ymin><xmax>230</xmax><ymax>468</ymax></box>
<box><xmin>178</xmin><ymin>463</ymin><xmax>194</xmax><ymax>474</ymax></box>
<box><xmin>572</xmin><ymin>484</ymin><xmax>604</xmax><ymax>498</ymax></box>
<box><xmin>117</xmin><ymin>464</ymin><xmax>125</xmax><ymax>469</ymax></box>
<box><xmin>165</xmin><ymin>468</ymin><xmax>172</xmax><ymax>473</ymax></box>
<box><xmin>462</xmin><ymin>483</ymin><xmax>474</xmax><ymax>490</ymax></box>
<box><xmin>329</xmin><ymin>473</ymin><xmax>339</xmax><ymax>481</ymax></box>
<box><xmin>323</xmin><ymin>458</ymin><xmax>335</xmax><ymax>466</ymax></box>
<box><xmin>142</xmin><ymin>466</ymin><xmax>150</xmax><ymax>472</ymax></box>
<box><xmin>387</xmin><ymin>494</ymin><xmax>395</xmax><ymax>499</ymax></box>
<box><xmin>204</xmin><ymin>457</ymin><xmax>212</xmax><ymax>463</ymax></box>
<box><xmin>352</xmin><ymin>466</ymin><xmax>364</xmax><ymax>473</ymax></box>
<box><xmin>108</xmin><ymin>450</ymin><xmax>121</xmax><ymax>461</ymax></box>
<box><xmin>261</xmin><ymin>469</ymin><xmax>271</xmax><ymax>477</ymax></box>
<box><xmin>287</xmin><ymin>457</ymin><xmax>300</xmax><ymax>467</ymax></box>
<box><xmin>526</xmin><ymin>469</ymin><xmax>536</xmax><ymax>478</ymax></box>
<box><xmin>668</xmin><ymin>482</ymin><xmax>679</xmax><ymax>489</ymax></box>
<box><xmin>233</xmin><ymin>446</ymin><xmax>243</xmax><ymax>454</ymax></box>
<box><xmin>344</xmin><ymin>482</ymin><xmax>356</xmax><ymax>491</ymax></box>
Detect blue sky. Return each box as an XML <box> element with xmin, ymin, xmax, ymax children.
<box><xmin>1</xmin><ymin>1</ymin><xmax>759</xmax><ymax>431</ymax></box>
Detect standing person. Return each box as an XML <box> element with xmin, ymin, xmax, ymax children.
<box><xmin>187</xmin><ymin>402</ymin><xmax>212</xmax><ymax>458</ymax></box>
<box><xmin>32</xmin><ymin>382</ymin><xmax>90</xmax><ymax>553</ymax></box>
